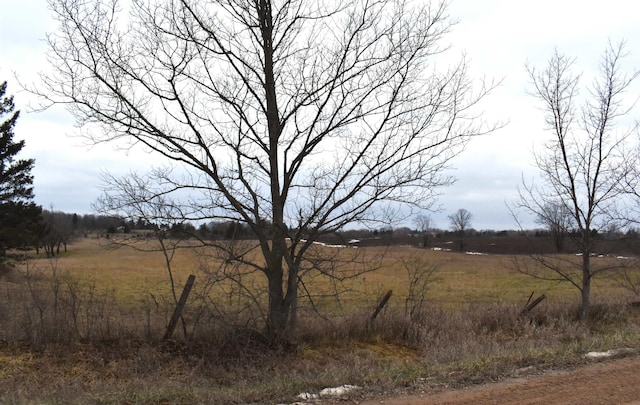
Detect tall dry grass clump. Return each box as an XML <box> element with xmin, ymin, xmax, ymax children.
<box><xmin>0</xmin><ymin>258</ymin><xmax>183</xmax><ymax>347</ymax></box>
<box><xmin>0</xmin><ymin>261</ymin><xmax>122</xmax><ymax>347</ymax></box>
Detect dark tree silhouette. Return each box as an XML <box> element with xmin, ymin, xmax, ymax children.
<box><xmin>535</xmin><ymin>202</ymin><xmax>574</xmax><ymax>253</ymax></box>
<box><xmin>448</xmin><ymin>208</ymin><xmax>472</xmax><ymax>251</ymax></box>
<box><xmin>0</xmin><ymin>81</ymin><xmax>43</xmax><ymax>256</ymax></box>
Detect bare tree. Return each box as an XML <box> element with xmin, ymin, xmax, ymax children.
<box><xmin>400</xmin><ymin>253</ymin><xmax>439</xmax><ymax>319</ymax></box>
<box><xmin>535</xmin><ymin>202</ymin><xmax>574</xmax><ymax>253</ymax></box>
<box><xmin>413</xmin><ymin>214</ymin><xmax>433</xmax><ymax>248</ymax></box>
<box><xmin>517</xmin><ymin>42</ymin><xmax>639</xmax><ymax>319</ymax></box>
<box><xmin>36</xmin><ymin>0</ymin><xmax>495</xmax><ymax>338</ymax></box>
<box><xmin>448</xmin><ymin>208</ymin><xmax>472</xmax><ymax>251</ymax></box>
<box><xmin>41</xmin><ymin>208</ymin><xmax>77</xmax><ymax>257</ymax></box>
<box><xmin>93</xmin><ymin>169</ymin><xmax>194</xmax><ymax>338</ymax></box>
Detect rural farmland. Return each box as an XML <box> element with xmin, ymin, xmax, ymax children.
<box><xmin>3</xmin><ymin>0</ymin><xmax>640</xmax><ymax>403</ymax></box>
<box><xmin>1</xmin><ymin>236</ymin><xmax>639</xmax><ymax>404</ymax></box>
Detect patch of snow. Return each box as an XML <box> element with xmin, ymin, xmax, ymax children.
<box><xmin>585</xmin><ymin>350</ymin><xmax>615</xmax><ymax>359</ymax></box>
<box><xmin>584</xmin><ymin>348</ymin><xmax>637</xmax><ymax>359</ymax></box>
<box><xmin>298</xmin><ymin>239</ymin><xmax>357</xmax><ymax>249</ymax></box>
<box><xmin>296</xmin><ymin>385</ymin><xmax>361</xmax><ymax>403</ymax></box>
<box><xmin>465</xmin><ymin>251</ymin><xmax>486</xmax><ymax>255</ymax></box>
<box><xmin>296</xmin><ymin>392</ymin><xmax>318</xmax><ymax>401</ymax></box>
<box><xmin>319</xmin><ymin>385</ymin><xmax>360</xmax><ymax>397</ymax></box>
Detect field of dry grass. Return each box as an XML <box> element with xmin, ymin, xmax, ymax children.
<box><xmin>0</xmin><ymin>237</ymin><xmax>638</xmax><ymax>404</ymax></box>
<box><xmin>28</xmin><ymin>237</ymin><xmax>623</xmax><ymax>307</ymax></box>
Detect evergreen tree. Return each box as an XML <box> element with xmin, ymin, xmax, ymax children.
<box><xmin>0</xmin><ymin>81</ymin><xmax>43</xmax><ymax>256</ymax></box>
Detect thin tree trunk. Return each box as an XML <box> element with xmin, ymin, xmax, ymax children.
<box><xmin>286</xmin><ymin>264</ymin><xmax>299</xmax><ymax>338</ymax></box>
<box><xmin>580</xmin><ymin>254</ymin><xmax>591</xmax><ymax>319</ymax></box>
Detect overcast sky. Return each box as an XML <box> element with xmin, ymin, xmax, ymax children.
<box><xmin>2</xmin><ymin>0</ymin><xmax>640</xmax><ymax>230</ymax></box>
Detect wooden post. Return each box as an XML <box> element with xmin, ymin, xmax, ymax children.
<box><xmin>520</xmin><ymin>291</ymin><xmax>546</xmax><ymax>316</ymax></box>
<box><xmin>163</xmin><ymin>274</ymin><xmax>196</xmax><ymax>340</ymax></box>
<box><xmin>371</xmin><ymin>290</ymin><xmax>393</xmax><ymax>321</ymax></box>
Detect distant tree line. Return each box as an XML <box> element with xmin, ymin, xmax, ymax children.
<box><xmin>10</xmin><ymin>206</ymin><xmax>640</xmax><ymax>259</ymax></box>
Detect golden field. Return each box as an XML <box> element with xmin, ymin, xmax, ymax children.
<box><xmin>23</xmin><ymin>237</ymin><xmax>626</xmax><ymax>311</ymax></box>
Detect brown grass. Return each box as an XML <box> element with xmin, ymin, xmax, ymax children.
<box><xmin>0</xmin><ymin>237</ymin><xmax>638</xmax><ymax>404</ymax></box>
<box><xmin>23</xmin><ymin>238</ymin><xmax>626</xmax><ymax>309</ymax></box>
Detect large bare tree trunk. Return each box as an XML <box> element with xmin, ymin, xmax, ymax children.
<box><xmin>267</xmin><ymin>265</ymin><xmax>287</xmax><ymax>338</ymax></box>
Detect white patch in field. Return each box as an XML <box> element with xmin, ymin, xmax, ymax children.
<box><xmin>585</xmin><ymin>348</ymin><xmax>637</xmax><ymax>359</ymax></box>
<box><xmin>296</xmin><ymin>384</ymin><xmax>361</xmax><ymax>403</ymax></box>
<box><xmin>319</xmin><ymin>385</ymin><xmax>360</xmax><ymax>397</ymax></box>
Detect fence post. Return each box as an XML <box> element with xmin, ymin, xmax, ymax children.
<box><xmin>520</xmin><ymin>291</ymin><xmax>546</xmax><ymax>316</ymax></box>
<box><xmin>163</xmin><ymin>274</ymin><xmax>196</xmax><ymax>340</ymax></box>
<box><xmin>371</xmin><ymin>289</ymin><xmax>393</xmax><ymax>321</ymax></box>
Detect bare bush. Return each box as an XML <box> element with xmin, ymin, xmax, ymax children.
<box><xmin>400</xmin><ymin>253</ymin><xmax>439</xmax><ymax>320</ymax></box>
<box><xmin>190</xmin><ymin>244</ymin><xmax>268</xmax><ymax>336</ymax></box>
<box><xmin>0</xmin><ymin>260</ymin><xmax>117</xmax><ymax>345</ymax></box>
<box><xmin>613</xmin><ymin>263</ymin><xmax>640</xmax><ymax>298</ymax></box>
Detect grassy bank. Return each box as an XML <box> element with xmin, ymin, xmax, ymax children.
<box><xmin>0</xmin><ymin>238</ymin><xmax>638</xmax><ymax>404</ymax></box>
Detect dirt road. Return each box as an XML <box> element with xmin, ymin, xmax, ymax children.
<box><xmin>360</xmin><ymin>354</ymin><xmax>640</xmax><ymax>405</ymax></box>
